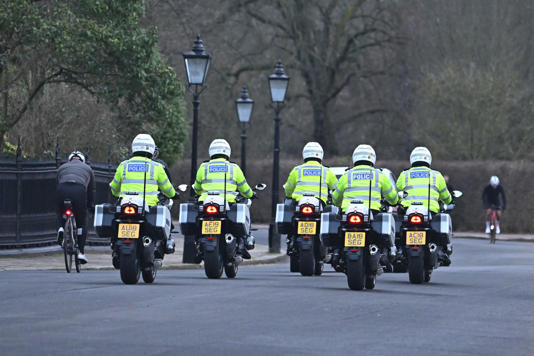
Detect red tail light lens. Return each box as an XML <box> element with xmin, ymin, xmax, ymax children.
<box><xmin>300</xmin><ymin>205</ymin><xmax>314</xmax><ymax>215</ymax></box>
<box><xmin>409</xmin><ymin>214</ymin><xmax>423</xmax><ymax>224</ymax></box>
<box><xmin>348</xmin><ymin>213</ymin><xmax>363</xmax><ymax>225</ymax></box>
<box><xmin>64</xmin><ymin>209</ymin><xmax>73</xmax><ymax>216</ymax></box>
<box><xmin>205</xmin><ymin>205</ymin><xmax>219</xmax><ymax>215</ymax></box>
<box><xmin>123</xmin><ymin>206</ymin><xmax>136</xmax><ymax>215</ymax></box>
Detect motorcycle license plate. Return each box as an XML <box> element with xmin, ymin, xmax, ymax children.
<box><xmin>297</xmin><ymin>221</ymin><xmax>316</xmax><ymax>235</ymax></box>
<box><xmin>202</xmin><ymin>220</ymin><xmax>221</xmax><ymax>235</ymax></box>
<box><xmin>345</xmin><ymin>232</ymin><xmax>365</xmax><ymax>247</ymax></box>
<box><xmin>406</xmin><ymin>231</ymin><xmax>426</xmax><ymax>245</ymax></box>
<box><xmin>118</xmin><ymin>224</ymin><xmax>139</xmax><ymax>239</ymax></box>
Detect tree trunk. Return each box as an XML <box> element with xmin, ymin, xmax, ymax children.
<box><xmin>311</xmin><ymin>100</ymin><xmax>338</xmax><ymax>156</ymax></box>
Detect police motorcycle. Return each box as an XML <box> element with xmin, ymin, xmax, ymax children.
<box><xmin>394</xmin><ymin>190</ymin><xmax>463</xmax><ymax>284</ymax></box>
<box><xmin>179</xmin><ymin>183</ymin><xmax>266</xmax><ymax>279</ymax></box>
<box><xmin>276</xmin><ymin>194</ymin><xmax>327</xmax><ymax>276</ymax></box>
<box><xmin>94</xmin><ymin>183</ymin><xmax>186</xmax><ymax>285</ymax></box>
<box><xmin>321</xmin><ymin>191</ymin><xmax>396</xmax><ymax>291</ymax></box>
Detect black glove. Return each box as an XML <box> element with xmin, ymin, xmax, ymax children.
<box><xmin>252</xmin><ymin>192</ymin><xmax>258</xmax><ymax>199</ymax></box>
<box><xmin>172</xmin><ymin>192</ymin><xmax>180</xmax><ymax>200</ymax></box>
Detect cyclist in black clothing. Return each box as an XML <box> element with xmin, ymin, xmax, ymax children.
<box><xmin>482</xmin><ymin>176</ymin><xmax>506</xmax><ymax>234</ymax></box>
<box><xmin>56</xmin><ymin>151</ymin><xmax>95</xmax><ymax>263</ymax></box>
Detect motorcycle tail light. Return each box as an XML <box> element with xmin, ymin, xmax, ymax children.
<box><xmin>347</xmin><ymin>213</ymin><xmax>363</xmax><ymax>225</ymax></box>
<box><xmin>123</xmin><ymin>206</ymin><xmax>137</xmax><ymax>215</ymax></box>
<box><xmin>409</xmin><ymin>214</ymin><xmax>423</xmax><ymax>224</ymax></box>
<box><xmin>64</xmin><ymin>209</ymin><xmax>73</xmax><ymax>216</ymax></box>
<box><xmin>300</xmin><ymin>205</ymin><xmax>314</xmax><ymax>215</ymax></box>
<box><xmin>205</xmin><ymin>204</ymin><xmax>219</xmax><ymax>215</ymax></box>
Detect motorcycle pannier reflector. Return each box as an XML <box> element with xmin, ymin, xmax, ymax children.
<box><xmin>94</xmin><ymin>204</ymin><xmax>115</xmax><ymax>238</ymax></box>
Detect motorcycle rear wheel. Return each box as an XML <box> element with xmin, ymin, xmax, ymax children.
<box><xmin>347</xmin><ymin>257</ymin><xmax>365</xmax><ymax>290</ymax></box>
<box><xmin>365</xmin><ymin>274</ymin><xmax>376</xmax><ymax>290</ymax></box>
<box><xmin>224</xmin><ymin>262</ymin><xmax>238</xmax><ymax>278</ymax></box>
<box><xmin>120</xmin><ymin>252</ymin><xmax>140</xmax><ymax>285</ymax></box>
<box><xmin>299</xmin><ymin>248</ymin><xmax>315</xmax><ymax>276</ymax></box>
<box><xmin>204</xmin><ymin>250</ymin><xmax>224</xmax><ymax>279</ymax></box>
<box><xmin>290</xmin><ymin>255</ymin><xmax>300</xmax><ymax>272</ymax></box>
<box><xmin>142</xmin><ymin>266</ymin><xmax>157</xmax><ymax>283</ymax></box>
<box><xmin>408</xmin><ymin>255</ymin><xmax>425</xmax><ymax>284</ymax></box>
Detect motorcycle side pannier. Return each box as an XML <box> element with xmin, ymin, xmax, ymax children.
<box><xmin>276</xmin><ymin>201</ymin><xmax>295</xmax><ymax>234</ymax></box>
<box><xmin>227</xmin><ymin>203</ymin><xmax>250</xmax><ymax>236</ymax></box>
<box><xmin>320</xmin><ymin>211</ymin><xmax>340</xmax><ymax>246</ymax></box>
<box><xmin>371</xmin><ymin>213</ymin><xmax>395</xmax><ymax>238</ymax></box>
<box><xmin>430</xmin><ymin>213</ymin><xmax>452</xmax><ymax>236</ymax></box>
<box><xmin>94</xmin><ymin>203</ymin><xmax>115</xmax><ymax>238</ymax></box>
<box><xmin>179</xmin><ymin>203</ymin><xmax>198</xmax><ymax>235</ymax></box>
<box><xmin>146</xmin><ymin>205</ymin><xmax>172</xmax><ymax>240</ymax></box>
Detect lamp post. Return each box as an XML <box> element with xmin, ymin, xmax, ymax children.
<box><xmin>183</xmin><ymin>34</ymin><xmax>211</xmax><ymax>197</ymax></box>
<box><xmin>235</xmin><ymin>86</ymin><xmax>254</xmax><ymax>175</ymax></box>
<box><xmin>268</xmin><ymin>61</ymin><xmax>289</xmax><ymax>253</ymax></box>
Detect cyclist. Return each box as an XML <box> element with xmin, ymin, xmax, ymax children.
<box><xmin>482</xmin><ymin>176</ymin><xmax>506</xmax><ymax>234</ymax></box>
<box><xmin>56</xmin><ymin>151</ymin><xmax>95</xmax><ymax>264</ymax></box>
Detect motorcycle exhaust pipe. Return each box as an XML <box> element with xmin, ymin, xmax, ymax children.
<box><xmin>429</xmin><ymin>243</ymin><xmax>438</xmax><ymax>253</ymax></box>
<box><xmin>225</xmin><ymin>234</ymin><xmax>235</xmax><ymax>244</ymax></box>
<box><xmin>143</xmin><ymin>237</ymin><xmax>152</xmax><ymax>247</ymax></box>
<box><xmin>369</xmin><ymin>244</ymin><xmax>379</xmax><ymax>255</ymax></box>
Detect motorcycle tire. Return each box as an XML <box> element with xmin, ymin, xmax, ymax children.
<box><xmin>408</xmin><ymin>255</ymin><xmax>425</xmax><ymax>284</ymax></box>
<box><xmin>365</xmin><ymin>274</ymin><xmax>376</xmax><ymax>290</ymax></box>
<box><xmin>142</xmin><ymin>266</ymin><xmax>157</xmax><ymax>283</ymax></box>
<box><xmin>347</xmin><ymin>258</ymin><xmax>365</xmax><ymax>290</ymax></box>
<box><xmin>204</xmin><ymin>250</ymin><xmax>224</xmax><ymax>279</ymax></box>
<box><xmin>314</xmin><ymin>260</ymin><xmax>323</xmax><ymax>276</ymax></box>
<box><xmin>120</xmin><ymin>252</ymin><xmax>140</xmax><ymax>285</ymax></box>
<box><xmin>290</xmin><ymin>255</ymin><xmax>300</xmax><ymax>272</ymax></box>
<box><xmin>299</xmin><ymin>249</ymin><xmax>315</xmax><ymax>276</ymax></box>
<box><xmin>224</xmin><ymin>262</ymin><xmax>238</xmax><ymax>278</ymax></box>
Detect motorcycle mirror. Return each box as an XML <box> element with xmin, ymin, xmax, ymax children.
<box><xmin>452</xmin><ymin>190</ymin><xmax>463</xmax><ymax>198</ymax></box>
<box><xmin>177</xmin><ymin>184</ymin><xmax>188</xmax><ymax>192</ymax></box>
<box><xmin>398</xmin><ymin>191</ymin><xmax>407</xmax><ymax>199</ymax></box>
<box><xmin>255</xmin><ymin>183</ymin><xmax>267</xmax><ymax>191</ymax></box>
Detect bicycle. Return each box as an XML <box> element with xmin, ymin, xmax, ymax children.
<box><xmin>62</xmin><ymin>200</ymin><xmax>81</xmax><ymax>273</ymax></box>
<box><xmin>488</xmin><ymin>205</ymin><xmax>500</xmax><ymax>244</ymax></box>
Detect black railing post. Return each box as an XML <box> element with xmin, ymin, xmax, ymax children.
<box><xmin>15</xmin><ymin>137</ymin><xmax>22</xmax><ymax>244</ymax></box>
<box><xmin>269</xmin><ymin>105</ymin><xmax>281</xmax><ymax>253</ymax></box>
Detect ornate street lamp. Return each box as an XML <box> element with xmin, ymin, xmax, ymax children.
<box><xmin>268</xmin><ymin>61</ymin><xmax>289</xmax><ymax>253</ymax></box>
<box><xmin>235</xmin><ymin>86</ymin><xmax>254</xmax><ymax>175</ymax></box>
<box><xmin>183</xmin><ymin>34</ymin><xmax>211</xmax><ymax>196</ymax></box>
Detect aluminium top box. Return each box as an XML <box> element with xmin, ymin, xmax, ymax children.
<box><xmin>371</xmin><ymin>213</ymin><xmax>395</xmax><ymax>238</ymax></box>
<box><xmin>227</xmin><ymin>203</ymin><xmax>251</xmax><ymax>236</ymax></box>
<box><xmin>179</xmin><ymin>202</ymin><xmax>198</xmax><ymax>235</ymax></box>
<box><xmin>145</xmin><ymin>205</ymin><xmax>172</xmax><ymax>241</ymax></box>
<box><xmin>275</xmin><ymin>203</ymin><xmax>294</xmax><ymax>235</ymax></box>
<box><xmin>94</xmin><ymin>203</ymin><xmax>115</xmax><ymax>238</ymax></box>
<box><xmin>430</xmin><ymin>213</ymin><xmax>452</xmax><ymax>236</ymax></box>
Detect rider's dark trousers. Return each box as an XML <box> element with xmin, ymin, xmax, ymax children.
<box><xmin>56</xmin><ymin>182</ymin><xmax>88</xmax><ymax>253</ymax></box>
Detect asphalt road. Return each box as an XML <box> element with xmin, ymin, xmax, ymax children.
<box><xmin>1</xmin><ymin>238</ymin><xmax>533</xmax><ymax>356</ymax></box>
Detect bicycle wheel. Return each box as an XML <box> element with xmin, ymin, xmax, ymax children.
<box><xmin>63</xmin><ymin>219</ymin><xmax>74</xmax><ymax>273</ymax></box>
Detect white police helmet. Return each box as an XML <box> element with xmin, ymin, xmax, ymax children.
<box><xmin>490</xmin><ymin>176</ymin><xmax>500</xmax><ymax>186</ymax></box>
<box><xmin>68</xmin><ymin>151</ymin><xmax>86</xmax><ymax>163</ymax></box>
<box><xmin>209</xmin><ymin>139</ymin><xmax>231</xmax><ymax>159</ymax></box>
<box><xmin>132</xmin><ymin>134</ymin><xmax>156</xmax><ymax>156</ymax></box>
<box><xmin>302</xmin><ymin>142</ymin><xmax>324</xmax><ymax>161</ymax></box>
<box><xmin>352</xmin><ymin>144</ymin><xmax>376</xmax><ymax>165</ymax></box>
<box><xmin>410</xmin><ymin>146</ymin><xmax>432</xmax><ymax>166</ymax></box>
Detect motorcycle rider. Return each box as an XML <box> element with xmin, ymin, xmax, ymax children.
<box><xmin>109</xmin><ymin>134</ymin><xmax>177</xmax><ymax>267</ymax></box>
<box><xmin>193</xmin><ymin>139</ymin><xmax>254</xmax><ymax>259</ymax></box>
<box><xmin>332</xmin><ymin>144</ymin><xmax>399</xmax><ymax>255</ymax></box>
<box><xmin>482</xmin><ymin>176</ymin><xmax>506</xmax><ymax>234</ymax></box>
<box><xmin>56</xmin><ymin>151</ymin><xmax>95</xmax><ymax>264</ymax></box>
<box><xmin>396</xmin><ymin>146</ymin><xmax>453</xmax><ymax>255</ymax></box>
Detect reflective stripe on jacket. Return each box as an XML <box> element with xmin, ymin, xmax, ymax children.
<box><xmin>396</xmin><ymin>166</ymin><xmax>452</xmax><ymax>213</ymax></box>
<box><xmin>283</xmin><ymin>161</ymin><xmax>338</xmax><ymax>203</ymax></box>
<box><xmin>193</xmin><ymin>158</ymin><xmax>252</xmax><ymax>202</ymax></box>
<box><xmin>109</xmin><ymin>156</ymin><xmax>175</xmax><ymax>206</ymax></box>
<box><xmin>332</xmin><ymin>164</ymin><xmax>398</xmax><ymax>212</ymax></box>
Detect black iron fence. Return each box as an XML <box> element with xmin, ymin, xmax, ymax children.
<box><xmin>0</xmin><ymin>139</ymin><xmax>116</xmax><ymax>248</ymax></box>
